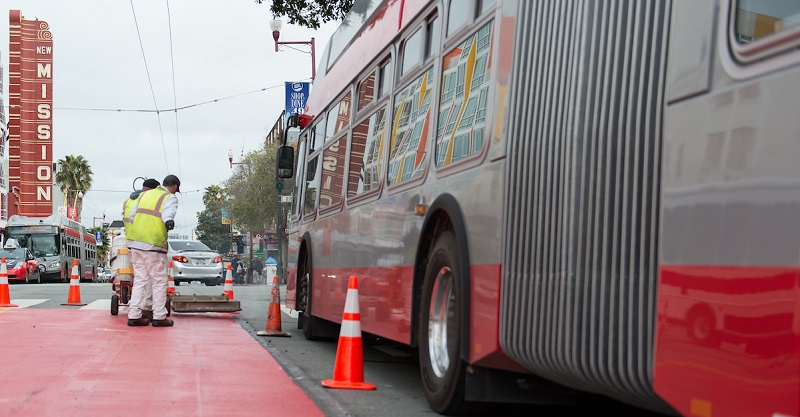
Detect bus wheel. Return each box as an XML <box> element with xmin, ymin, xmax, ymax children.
<box><xmin>418</xmin><ymin>231</ymin><xmax>473</xmax><ymax>414</ymax></box>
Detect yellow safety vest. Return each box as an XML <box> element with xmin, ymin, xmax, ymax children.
<box><xmin>122</xmin><ymin>196</ymin><xmax>138</xmax><ymax>237</ymax></box>
<box><xmin>127</xmin><ymin>188</ymin><xmax>173</xmax><ymax>249</ymax></box>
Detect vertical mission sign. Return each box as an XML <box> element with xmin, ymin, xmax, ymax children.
<box><xmin>8</xmin><ymin>10</ymin><xmax>54</xmax><ymax>217</ymax></box>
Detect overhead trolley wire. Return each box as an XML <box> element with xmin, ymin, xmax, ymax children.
<box><xmin>51</xmin><ymin>83</ymin><xmax>291</xmax><ymax>113</ymax></box>
<box><xmin>130</xmin><ymin>0</ymin><xmax>170</xmax><ymax>173</ymax></box>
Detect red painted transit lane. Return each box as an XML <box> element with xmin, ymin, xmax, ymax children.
<box><xmin>0</xmin><ymin>308</ymin><xmax>325</xmax><ymax>417</ymax></box>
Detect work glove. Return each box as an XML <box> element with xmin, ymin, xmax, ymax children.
<box><xmin>165</xmin><ymin>220</ymin><xmax>175</xmax><ymax>230</ymax></box>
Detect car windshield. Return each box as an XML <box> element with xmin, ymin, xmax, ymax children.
<box><xmin>169</xmin><ymin>241</ymin><xmax>212</xmax><ymax>252</ymax></box>
<box><xmin>0</xmin><ymin>248</ymin><xmax>26</xmax><ymax>260</ymax></box>
<box><xmin>104</xmin><ymin>268</ymin><xmax>112</xmax><ymax>274</ymax></box>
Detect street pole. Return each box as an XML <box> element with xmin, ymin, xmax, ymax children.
<box><xmin>276</xmin><ymin>179</ymin><xmax>284</xmax><ymax>284</ymax></box>
<box><xmin>248</xmin><ymin>231</ymin><xmax>253</xmax><ymax>284</ymax></box>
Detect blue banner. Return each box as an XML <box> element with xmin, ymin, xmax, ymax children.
<box><xmin>95</xmin><ymin>231</ymin><xmax>102</xmax><ymax>242</ymax></box>
<box><xmin>285</xmin><ymin>82</ymin><xmax>310</xmax><ymax>116</ymax></box>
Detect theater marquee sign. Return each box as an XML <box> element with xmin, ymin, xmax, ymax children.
<box><xmin>8</xmin><ymin>10</ymin><xmax>54</xmax><ymax>217</ymax></box>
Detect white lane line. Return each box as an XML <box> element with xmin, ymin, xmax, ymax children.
<box><xmin>82</xmin><ymin>299</ymin><xmax>110</xmax><ymax>310</ymax></box>
<box><xmin>280</xmin><ymin>305</ymin><xmax>298</xmax><ymax>318</ymax></box>
<box><xmin>10</xmin><ymin>299</ymin><xmax>49</xmax><ymax>308</ymax></box>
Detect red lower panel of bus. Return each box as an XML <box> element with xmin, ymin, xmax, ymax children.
<box><xmin>655</xmin><ymin>265</ymin><xmax>800</xmax><ymax>417</ymax></box>
<box><xmin>296</xmin><ymin>263</ymin><xmax>520</xmax><ymax>370</ymax></box>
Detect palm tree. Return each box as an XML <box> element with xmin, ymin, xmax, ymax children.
<box><xmin>54</xmin><ymin>155</ymin><xmax>94</xmax><ymax>220</ymax></box>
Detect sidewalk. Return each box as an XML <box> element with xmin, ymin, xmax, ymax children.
<box><xmin>0</xmin><ymin>308</ymin><xmax>325</xmax><ymax>417</ymax></box>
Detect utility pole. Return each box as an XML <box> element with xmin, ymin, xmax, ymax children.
<box><xmin>276</xmin><ymin>179</ymin><xmax>284</xmax><ymax>284</ymax></box>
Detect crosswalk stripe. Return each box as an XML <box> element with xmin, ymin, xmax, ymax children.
<box><xmin>10</xmin><ymin>299</ymin><xmax>48</xmax><ymax>308</ymax></box>
<box><xmin>280</xmin><ymin>305</ymin><xmax>298</xmax><ymax>318</ymax></box>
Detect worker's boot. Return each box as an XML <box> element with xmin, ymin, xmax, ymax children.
<box><xmin>142</xmin><ymin>310</ymin><xmax>154</xmax><ymax>321</ymax></box>
<box><xmin>151</xmin><ymin>318</ymin><xmax>174</xmax><ymax>327</ymax></box>
<box><xmin>127</xmin><ymin>317</ymin><xmax>150</xmax><ymax>326</ymax></box>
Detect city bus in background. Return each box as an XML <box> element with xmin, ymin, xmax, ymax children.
<box><xmin>5</xmin><ymin>214</ymin><xmax>97</xmax><ymax>283</ymax></box>
<box><xmin>278</xmin><ymin>0</ymin><xmax>800</xmax><ymax>416</ymax></box>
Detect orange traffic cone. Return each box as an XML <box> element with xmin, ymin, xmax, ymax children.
<box><xmin>62</xmin><ymin>259</ymin><xmax>86</xmax><ymax>306</ymax></box>
<box><xmin>223</xmin><ymin>264</ymin><xmax>235</xmax><ymax>301</ymax></box>
<box><xmin>322</xmin><ymin>275</ymin><xmax>375</xmax><ymax>390</ymax></box>
<box><xmin>257</xmin><ymin>276</ymin><xmax>291</xmax><ymax>337</ymax></box>
<box><xmin>0</xmin><ymin>258</ymin><xmax>18</xmax><ymax>308</ymax></box>
<box><xmin>167</xmin><ymin>261</ymin><xmax>176</xmax><ymax>295</ymax></box>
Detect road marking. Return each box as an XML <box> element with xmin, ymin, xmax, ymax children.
<box><xmin>82</xmin><ymin>299</ymin><xmax>111</xmax><ymax>310</ymax></box>
<box><xmin>281</xmin><ymin>305</ymin><xmax>298</xmax><ymax>318</ymax></box>
<box><xmin>10</xmin><ymin>299</ymin><xmax>48</xmax><ymax>308</ymax></box>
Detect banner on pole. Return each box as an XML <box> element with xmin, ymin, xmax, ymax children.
<box><xmin>285</xmin><ymin>82</ymin><xmax>310</xmax><ymax>116</ymax></box>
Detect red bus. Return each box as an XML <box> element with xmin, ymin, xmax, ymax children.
<box><xmin>278</xmin><ymin>0</ymin><xmax>800</xmax><ymax>416</ymax></box>
<box><xmin>6</xmin><ymin>214</ymin><xmax>98</xmax><ymax>282</ymax></box>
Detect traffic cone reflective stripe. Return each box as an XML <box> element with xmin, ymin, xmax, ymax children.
<box><xmin>223</xmin><ymin>265</ymin><xmax>235</xmax><ymax>301</ymax></box>
<box><xmin>322</xmin><ymin>275</ymin><xmax>375</xmax><ymax>390</ymax></box>
<box><xmin>0</xmin><ymin>258</ymin><xmax>18</xmax><ymax>307</ymax></box>
<box><xmin>167</xmin><ymin>261</ymin><xmax>176</xmax><ymax>295</ymax></box>
<box><xmin>62</xmin><ymin>259</ymin><xmax>86</xmax><ymax>306</ymax></box>
<box><xmin>257</xmin><ymin>276</ymin><xmax>291</xmax><ymax>337</ymax></box>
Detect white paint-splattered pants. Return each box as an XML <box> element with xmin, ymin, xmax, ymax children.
<box><xmin>127</xmin><ymin>249</ymin><xmax>168</xmax><ymax>320</ymax></box>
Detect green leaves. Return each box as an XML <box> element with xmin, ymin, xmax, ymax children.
<box><xmin>255</xmin><ymin>0</ymin><xmax>355</xmax><ymax>29</ymax></box>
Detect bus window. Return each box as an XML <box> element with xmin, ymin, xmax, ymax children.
<box><xmin>378</xmin><ymin>60</ymin><xmax>393</xmax><ymax>99</ymax></box>
<box><xmin>424</xmin><ymin>16</ymin><xmax>441</xmax><ymax>61</ymax></box>
<box><xmin>401</xmin><ymin>28</ymin><xmax>423</xmax><ymax>77</ymax></box>
<box><xmin>388</xmin><ymin>67</ymin><xmax>434</xmax><ymax>186</ymax></box>
<box><xmin>436</xmin><ymin>21</ymin><xmax>493</xmax><ymax>167</ymax></box>
<box><xmin>358</xmin><ymin>71</ymin><xmax>376</xmax><ymax>111</ymax></box>
<box><xmin>325</xmin><ymin>92</ymin><xmax>352</xmax><ymax>143</ymax></box>
<box><xmin>349</xmin><ymin>106</ymin><xmax>388</xmax><ymax>197</ymax></box>
<box><xmin>319</xmin><ymin>137</ymin><xmax>347</xmax><ymax>211</ymax></box>
<box><xmin>291</xmin><ymin>138</ymin><xmax>308</xmax><ymax>217</ymax></box>
<box><xmin>303</xmin><ymin>156</ymin><xmax>321</xmax><ymax>218</ymax></box>
<box><xmin>449</xmin><ymin>0</ymin><xmax>475</xmax><ymax>37</ymax></box>
<box><xmin>734</xmin><ymin>0</ymin><xmax>800</xmax><ymax>44</ymax></box>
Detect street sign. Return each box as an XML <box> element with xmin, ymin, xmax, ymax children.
<box><xmin>95</xmin><ymin>231</ymin><xmax>102</xmax><ymax>241</ymax></box>
<box><xmin>281</xmin><ymin>195</ymin><xmax>293</xmax><ymax>203</ymax></box>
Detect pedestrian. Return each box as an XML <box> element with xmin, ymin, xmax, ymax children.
<box><xmin>250</xmin><ymin>257</ymin><xmax>263</xmax><ymax>284</ymax></box>
<box><xmin>235</xmin><ymin>262</ymin><xmax>244</xmax><ymax>285</ymax></box>
<box><xmin>126</xmin><ymin>174</ymin><xmax>181</xmax><ymax>327</ymax></box>
<box><xmin>119</xmin><ymin>178</ymin><xmax>160</xmax><ymax>320</ymax></box>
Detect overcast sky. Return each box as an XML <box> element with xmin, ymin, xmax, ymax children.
<box><xmin>1</xmin><ymin>0</ymin><xmax>338</xmax><ymax>236</ymax></box>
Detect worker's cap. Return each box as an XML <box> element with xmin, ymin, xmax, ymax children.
<box><xmin>163</xmin><ymin>174</ymin><xmax>181</xmax><ymax>193</ymax></box>
<box><xmin>142</xmin><ymin>178</ymin><xmax>160</xmax><ymax>189</ymax></box>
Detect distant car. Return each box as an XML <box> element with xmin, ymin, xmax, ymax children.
<box><xmin>95</xmin><ymin>267</ymin><xmax>112</xmax><ymax>283</ymax></box>
<box><xmin>0</xmin><ymin>246</ymin><xmax>41</xmax><ymax>284</ymax></box>
<box><xmin>167</xmin><ymin>240</ymin><xmax>224</xmax><ymax>286</ymax></box>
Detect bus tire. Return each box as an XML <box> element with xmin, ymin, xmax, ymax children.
<box><xmin>418</xmin><ymin>231</ymin><xmax>474</xmax><ymax>415</ymax></box>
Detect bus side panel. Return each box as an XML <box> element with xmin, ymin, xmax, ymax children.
<box><xmin>655</xmin><ymin>2</ymin><xmax>800</xmax><ymax>415</ymax></box>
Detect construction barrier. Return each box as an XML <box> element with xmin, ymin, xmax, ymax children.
<box><xmin>0</xmin><ymin>258</ymin><xmax>18</xmax><ymax>307</ymax></box>
<box><xmin>257</xmin><ymin>276</ymin><xmax>291</xmax><ymax>337</ymax></box>
<box><xmin>321</xmin><ymin>275</ymin><xmax>376</xmax><ymax>390</ymax></box>
<box><xmin>61</xmin><ymin>259</ymin><xmax>87</xmax><ymax>306</ymax></box>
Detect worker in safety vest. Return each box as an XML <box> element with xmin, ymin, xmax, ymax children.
<box><xmin>125</xmin><ymin>174</ymin><xmax>180</xmax><ymax>327</ymax></box>
<box><xmin>117</xmin><ymin>178</ymin><xmax>160</xmax><ymax>320</ymax></box>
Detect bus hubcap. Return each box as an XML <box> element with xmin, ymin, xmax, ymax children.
<box><xmin>428</xmin><ymin>266</ymin><xmax>454</xmax><ymax>378</ymax></box>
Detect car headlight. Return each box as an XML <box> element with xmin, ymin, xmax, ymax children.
<box><xmin>49</xmin><ymin>260</ymin><xmax>60</xmax><ymax>269</ymax></box>
<box><xmin>6</xmin><ymin>261</ymin><xmax>16</xmax><ymax>267</ymax></box>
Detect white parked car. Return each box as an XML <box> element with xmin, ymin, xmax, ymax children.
<box><xmin>167</xmin><ymin>240</ymin><xmax>224</xmax><ymax>286</ymax></box>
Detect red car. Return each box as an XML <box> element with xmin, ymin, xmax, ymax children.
<box><xmin>0</xmin><ymin>246</ymin><xmax>42</xmax><ymax>284</ymax></box>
